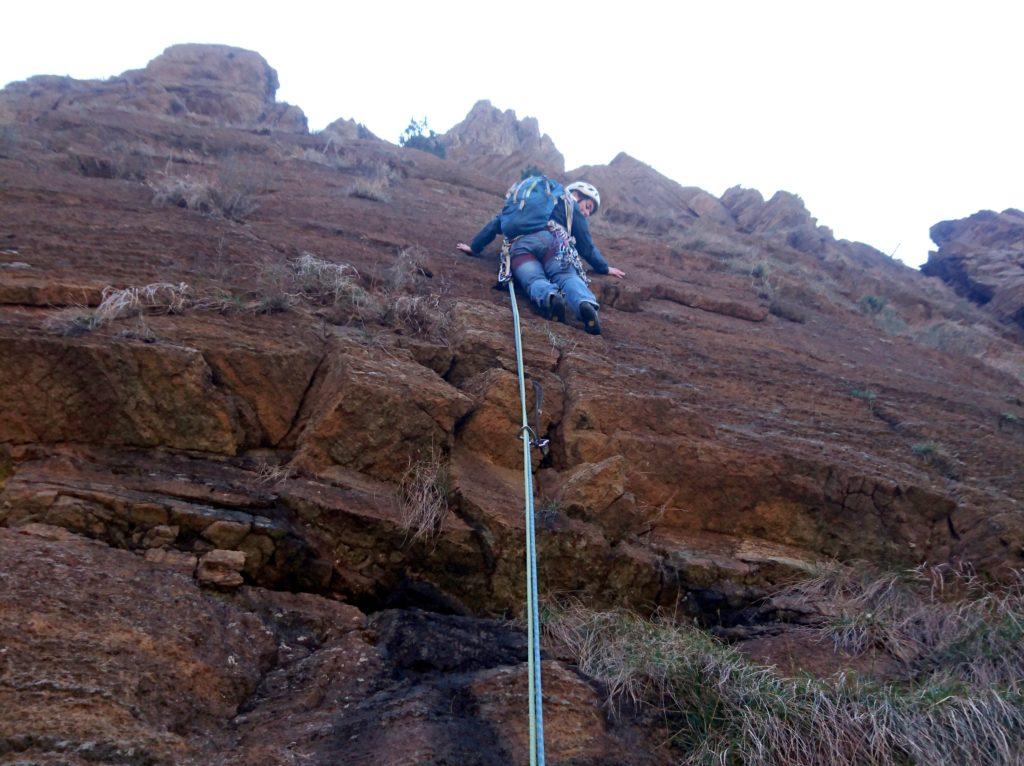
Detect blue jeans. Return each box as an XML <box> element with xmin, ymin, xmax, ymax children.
<box><xmin>510</xmin><ymin>230</ymin><xmax>598</xmax><ymax>318</ymax></box>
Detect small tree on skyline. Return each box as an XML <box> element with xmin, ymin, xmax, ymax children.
<box><xmin>399</xmin><ymin>117</ymin><xmax>445</xmax><ymax>159</ymax></box>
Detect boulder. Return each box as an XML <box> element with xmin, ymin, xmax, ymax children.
<box><xmin>549</xmin><ymin>454</ymin><xmax>627</xmax><ymax>517</ymax></box>
<box><xmin>290</xmin><ymin>346</ymin><xmax>472</xmax><ymax>482</ymax></box>
<box><xmin>197</xmin><ymin>548</ymin><xmax>247</xmax><ymax>588</ymax></box>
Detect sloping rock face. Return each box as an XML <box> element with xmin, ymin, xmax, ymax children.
<box><xmin>440</xmin><ymin>99</ymin><xmax>565</xmax><ymax>180</ymax></box>
<box><xmin>922</xmin><ymin>208</ymin><xmax>1024</xmax><ymax>330</ymax></box>
<box><xmin>0</xmin><ymin>43</ymin><xmax>307</xmax><ymax>132</ymax></box>
<box><xmin>1</xmin><ymin>47</ymin><xmax>1024</xmax><ymax>764</ymax></box>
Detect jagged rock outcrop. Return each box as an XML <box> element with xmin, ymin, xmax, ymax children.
<box><xmin>440</xmin><ymin>99</ymin><xmax>564</xmax><ymax>180</ymax></box>
<box><xmin>721</xmin><ymin>186</ymin><xmax>835</xmax><ymax>255</ymax></box>
<box><xmin>570</xmin><ymin>152</ymin><xmax>734</xmax><ymax>230</ymax></box>
<box><xmin>922</xmin><ymin>208</ymin><xmax>1024</xmax><ymax>330</ymax></box>
<box><xmin>321</xmin><ymin>116</ymin><xmax>379</xmax><ymax>143</ymax></box>
<box><xmin>0</xmin><ymin>43</ymin><xmax>307</xmax><ymax>132</ymax></box>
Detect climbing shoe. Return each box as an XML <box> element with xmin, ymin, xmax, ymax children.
<box><xmin>546</xmin><ymin>293</ymin><xmax>566</xmax><ymax>323</ymax></box>
<box><xmin>580</xmin><ymin>302</ymin><xmax>601</xmax><ymax>335</ymax></box>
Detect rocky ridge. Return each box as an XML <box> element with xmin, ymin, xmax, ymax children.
<box><xmin>1</xmin><ymin>44</ymin><xmax>1023</xmax><ymax>765</ymax></box>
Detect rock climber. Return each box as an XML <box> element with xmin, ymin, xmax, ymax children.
<box><xmin>456</xmin><ymin>181</ymin><xmax>626</xmax><ymax>335</ymax></box>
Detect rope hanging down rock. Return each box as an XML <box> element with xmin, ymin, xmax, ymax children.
<box><xmin>504</xmin><ymin>275</ymin><xmax>547</xmax><ymax>766</ymax></box>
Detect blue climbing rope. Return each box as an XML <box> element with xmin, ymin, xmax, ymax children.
<box><xmin>506</xmin><ymin>278</ymin><xmax>546</xmax><ymax>766</ymax></box>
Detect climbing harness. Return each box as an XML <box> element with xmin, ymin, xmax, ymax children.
<box><xmin>496</xmin><ymin>194</ymin><xmax>581</xmax><ymax>289</ymax></box>
<box><xmin>502</xmin><ymin>266</ymin><xmax>547</xmax><ymax>766</ymax></box>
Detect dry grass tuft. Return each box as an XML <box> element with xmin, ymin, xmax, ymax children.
<box><xmin>291</xmin><ymin>252</ymin><xmax>380</xmax><ymax>323</ymax></box>
<box><xmin>347</xmin><ymin>176</ymin><xmax>392</xmax><ymax>203</ymax></box>
<box><xmin>546</xmin><ymin>566</ymin><xmax>1024</xmax><ymax>765</ymax></box>
<box><xmin>148</xmin><ymin>171</ymin><xmax>261</xmax><ymax>221</ymax></box>
<box><xmin>93</xmin><ymin>282</ymin><xmax>189</xmax><ymax>326</ymax></box>
<box><xmin>46</xmin><ymin>283</ymin><xmax>190</xmax><ymax>334</ymax></box>
<box><xmin>778</xmin><ymin>564</ymin><xmax>1024</xmax><ymax>677</ymax></box>
<box><xmin>253</xmin><ymin>460</ymin><xmax>294</xmax><ymax>487</ymax></box>
<box><xmin>293</xmin><ymin>252</ymin><xmax>364</xmax><ymax>303</ymax></box>
<box><xmin>398</xmin><ymin>447</ymin><xmax>450</xmax><ymax>543</ymax></box>
<box><xmin>383</xmin><ymin>294</ymin><xmax>446</xmax><ymax>337</ymax></box>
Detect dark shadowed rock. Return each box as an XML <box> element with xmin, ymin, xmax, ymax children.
<box><xmin>922</xmin><ymin>208</ymin><xmax>1024</xmax><ymax>330</ymax></box>
<box><xmin>371</xmin><ymin>609</ymin><xmax>525</xmax><ymax>674</ymax></box>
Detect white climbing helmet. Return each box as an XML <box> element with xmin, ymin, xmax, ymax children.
<box><xmin>566</xmin><ymin>181</ymin><xmax>601</xmax><ymax>214</ymax></box>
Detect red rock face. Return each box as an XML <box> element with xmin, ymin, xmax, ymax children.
<box><xmin>1</xmin><ymin>45</ymin><xmax>1023</xmax><ymax>764</ymax></box>
<box><xmin>923</xmin><ymin>208</ymin><xmax>1024</xmax><ymax>330</ymax></box>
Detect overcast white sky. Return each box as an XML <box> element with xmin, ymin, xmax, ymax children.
<box><xmin>4</xmin><ymin>1</ymin><xmax>1022</xmax><ymax>267</ymax></box>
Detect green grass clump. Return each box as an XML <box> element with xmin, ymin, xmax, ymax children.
<box><xmin>859</xmin><ymin>294</ymin><xmax>888</xmax><ymax>315</ymax></box>
<box><xmin>849</xmin><ymin>387</ymin><xmax>877</xmax><ymax>402</ymax></box>
<box><xmin>546</xmin><ymin>566</ymin><xmax>1024</xmax><ymax>765</ymax></box>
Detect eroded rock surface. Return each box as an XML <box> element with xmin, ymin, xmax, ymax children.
<box><xmin>1</xmin><ymin>44</ymin><xmax>1023</xmax><ymax>765</ymax></box>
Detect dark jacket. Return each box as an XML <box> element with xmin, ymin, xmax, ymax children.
<box><xmin>468</xmin><ymin>198</ymin><xmax>609</xmax><ymax>274</ymax></box>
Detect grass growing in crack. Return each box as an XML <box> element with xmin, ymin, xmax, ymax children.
<box><xmin>253</xmin><ymin>460</ymin><xmax>294</xmax><ymax>487</ymax></box>
<box><xmin>46</xmin><ymin>283</ymin><xmax>190</xmax><ymax>334</ymax></box>
<box><xmin>398</xmin><ymin>447</ymin><xmax>450</xmax><ymax>543</ymax></box>
<box><xmin>545</xmin><ymin>324</ymin><xmax>579</xmax><ymax>360</ymax></box>
<box><xmin>546</xmin><ymin>566</ymin><xmax>1024</xmax><ymax>766</ymax></box>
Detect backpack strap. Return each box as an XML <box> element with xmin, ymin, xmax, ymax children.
<box><xmin>517</xmin><ymin>177</ymin><xmax>542</xmax><ymax>209</ymax></box>
<box><xmin>564</xmin><ymin>194</ymin><xmax>574</xmax><ymax>239</ymax></box>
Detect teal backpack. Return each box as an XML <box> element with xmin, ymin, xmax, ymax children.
<box><xmin>499</xmin><ymin>176</ymin><xmax>568</xmax><ymax>239</ymax></box>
